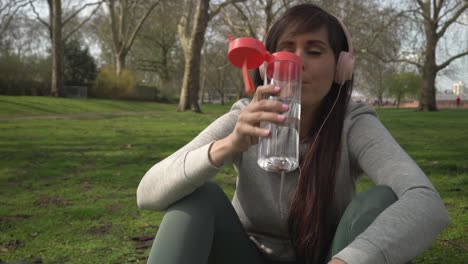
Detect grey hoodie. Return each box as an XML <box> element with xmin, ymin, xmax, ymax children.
<box><xmin>137</xmin><ymin>99</ymin><xmax>449</xmax><ymax>264</ymax></box>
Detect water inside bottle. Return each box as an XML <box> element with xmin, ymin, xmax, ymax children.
<box><xmin>257</xmin><ymin>97</ymin><xmax>300</xmax><ymax>172</ymax></box>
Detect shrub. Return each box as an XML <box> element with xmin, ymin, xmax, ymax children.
<box><xmin>90</xmin><ymin>65</ymin><xmax>136</xmax><ymax>99</ymax></box>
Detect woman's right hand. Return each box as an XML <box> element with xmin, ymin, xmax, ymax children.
<box><xmin>209</xmin><ymin>85</ymin><xmax>289</xmax><ymax>167</ymax></box>
<box><xmin>225</xmin><ymin>84</ymin><xmax>289</xmax><ymax>153</ymax></box>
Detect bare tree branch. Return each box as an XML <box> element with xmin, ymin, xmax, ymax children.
<box><xmin>64</xmin><ymin>2</ymin><xmax>103</xmax><ymax>41</ymax></box>
<box><xmin>415</xmin><ymin>0</ymin><xmax>432</xmax><ymax>22</ymax></box>
<box><xmin>362</xmin><ymin>10</ymin><xmax>409</xmax><ymax>51</ymax></box>
<box><xmin>437</xmin><ymin>50</ymin><xmax>468</xmax><ymax>71</ymax></box>
<box><xmin>62</xmin><ymin>1</ymin><xmax>103</xmax><ymax>26</ymax></box>
<box><xmin>436</xmin><ymin>0</ymin><xmax>460</xmax><ymax>23</ymax></box>
<box><xmin>433</xmin><ymin>0</ymin><xmax>445</xmax><ymax>22</ymax></box>
<box><xmin>29</xmin><ymin>0</ymin><xmax>50</xmax><ymax>29</ymax></box>
<box><xmin>221</xmin><ymin>8</ymin><xmax>254</xmax><ymax>36</ymax></box>
<box><xmin>364</xmin><ymin>48</ymin><xmax>423</xmax><ymax>70</ymax></box>
<box><xmin>436</xmin><ymin>1</ymin><xmax>468</xmax><ymax>40</ymax></box>
<box><xmin>209</xmin><ymin>0</ymin><xmax>245</xmax><ymax>20</ymax></box>
<box><xmin>231</xmin><ymin>3</ymin><xmax>256</xmax><ymax>36</ymax></box>
<box><xmin>124</xmin><ymin>0</ymin><xmax>160</xmax><ymax>51</ymax></box>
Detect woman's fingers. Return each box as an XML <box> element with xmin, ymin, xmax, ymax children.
<box><xmin>234</xmin><ymin>122</ymin><xmax>271</xmax><ymax>138</ymax></box>
<box><xmin>248</xmin><ymin>99</ymin><xmax>289</xmax><ymax>114</ymax></box>
<box><xmin>239</xmin><ymin>111</ymin><xmax>287</xmax><ymax>126</ymax></box>
<box><xmin>252</xmin><ymin>84</ymin><xmax>281</xmax><ymax>102</ymax></box>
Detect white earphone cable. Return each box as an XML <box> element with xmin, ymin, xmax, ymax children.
<box><xmin>308</xmin><ymin>83</ymin><xmax>344</xmax><ymax>154</ymax></box>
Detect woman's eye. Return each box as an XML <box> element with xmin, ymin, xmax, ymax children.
<box><xmin>307</xmin><ymin>50</ymin><xmax>322</xmax><ymax>55</ymax></box>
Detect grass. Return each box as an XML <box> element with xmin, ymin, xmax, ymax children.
<box><xmin>0</xmin><ymin>95</ymin><xmax>466</xmax><ymax>263</ymax></box>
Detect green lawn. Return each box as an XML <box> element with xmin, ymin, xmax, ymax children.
<box><xmin>0</xmin><ymin>96</ymin><xmax>466</xmax><ymax>263</ymax></box>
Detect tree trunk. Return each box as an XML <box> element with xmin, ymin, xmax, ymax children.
<box><xmin>177</xmin><ymin>58</ymin><xmax>192</xmax><ymax>111</ymax></box>
<box><xmin>115</xmin><ymin>51</ymin><xmax>127</xmax><ymax>76</ymax></box>
<box><xmin>419</xmin><ymin>65</ymin><xmax>437</xmax><ymax>111</ymax></box>
<box><xmin>177</xmin><ymin>0</ymin><xmax>210</xmax><ymax>112</ymax></box>
<box><xmin>419</xmin><ymin>3</ymin><xmax>438</xmax><ymax>112</ymax></box>
<box><xmin>200</xmin><ymin>69</ymin><xmax>206</xmax><ymax>104</ymax></box>
<box><xmin>50</xmin><ymin>0</ymin><xmax>64</xmax><ymax>97</ymax></box>
<box><xmin>396</xmin><ymin>94</ymin><xmax>401</xmax><ymax>109</ymax></box>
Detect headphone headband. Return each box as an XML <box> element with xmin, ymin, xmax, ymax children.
<box><xmin>330</xmin><ymin>14</ymin><xmax>354</xmax><ymax>85</ymax></box>
<box><xmin>334</xmin><ymin>16</ymin><xmax>353</xmax><ymax>55</ymax></box>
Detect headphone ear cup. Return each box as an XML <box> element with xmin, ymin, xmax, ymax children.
<box><xmin>334</xmin><ymin>51</ymin><xmax>354</xmax><ymax>85</ymax></box>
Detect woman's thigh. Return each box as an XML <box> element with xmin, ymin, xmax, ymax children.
<box><xmin>148</xmin><ymin>181</ymin><xmax>269</xmax><ymax>264</ymax></box>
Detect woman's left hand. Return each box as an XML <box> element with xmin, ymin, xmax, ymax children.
<box><xmin>328</xmin><ymin>258</ymin><xmax>347</xmax><ymax>264</ymax></box>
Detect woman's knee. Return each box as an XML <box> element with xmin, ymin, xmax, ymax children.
<box><xmin>346</xmin><ymin>185</ymin><xmax>398</xmax><ymax>229</ymax></box>
<box><xmin>167</xmin><ymin>181</ymin><xmax>228</xmax><ymax>212</ymax></box>
<box><xmin>360</xmin><ymin>185</ymin><xmax>397</xmax><ymax>210</ymax></box>
<box><xmin>330</xmin><ymin>186</ymin><xmax>399</xmax><ymax>258</ymax></box>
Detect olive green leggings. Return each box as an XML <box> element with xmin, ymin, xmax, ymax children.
<box><xmin>147</xmin><ymin>182</ymin><xmax>397</xmax><ymax>264</ymax></box>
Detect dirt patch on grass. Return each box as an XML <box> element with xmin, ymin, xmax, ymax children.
<box><xmin>0</xmin><ymin>239</ymin><xmax>22</xmax><ymax>251</ymax></box>
<box><xmin>105</xmin><ymin>203</ymin><xmax>122</xmax><ymax>213</ymax></box>
<box><xmin>440</xmin><ymin>238</ymin><xmax>468</xmax><ymax>252</ymax></box>
<box><xmin>87</xmin><ymin>222</ymin><xmax>113</xmax><ymax>235</ymax></box>
<box><xmin>79</xmin><ymin>162</ymin><xmax>96</xmax><ymax>171</ymax></box>
<box><xmin>0</xmin><ymin>214</ymin><xmax>32</xmax><ymax>223</ymax></box>
<box><xmin>81</xmin><ymin>181</ymin><xmax>92</xmax><ymax>191</ymax></box>
<box><xmin>132</xmin><ymin>235</ymin><xmax>154</xmax><ymax>251</ymax></box>
<box><xmin>34</xmin><ymin>196</ymin><xmax>71</xmax><ymax>207</ymax></box>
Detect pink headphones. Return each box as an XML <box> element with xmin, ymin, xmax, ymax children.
<box><xmin>333</xmin><ymin>17</ymin><xmax>355</xmax><ymax>86</ymax></box>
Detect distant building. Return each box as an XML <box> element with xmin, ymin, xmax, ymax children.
<box><xmin>452</xmin><ymin>81</ymin><xmax>465</xmax><ymax>96</ymax></box>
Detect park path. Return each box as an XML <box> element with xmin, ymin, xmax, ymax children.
<box><xmin>0</xmin><ymin>111</ymin><xmax>165</xmax><ymax>121</ymax></box>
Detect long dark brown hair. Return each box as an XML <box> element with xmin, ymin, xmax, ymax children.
<box><xmin>254</xmin><ymin>4</ymin><xmax>353</xmax><ymax>264</ymax></box>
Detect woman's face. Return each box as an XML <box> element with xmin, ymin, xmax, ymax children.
<box><xmin>276</xmin><ymin>26</ymin><xmax>336</xmax><ymax>110</ymax></box>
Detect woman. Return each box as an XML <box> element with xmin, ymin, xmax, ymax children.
<box><xmin>137</xmin><ymin>4</ymin><xmax>449</xmax><ymax>264</ymax></box>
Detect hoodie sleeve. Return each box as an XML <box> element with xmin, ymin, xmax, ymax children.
<box><xmin>136</xmin><ymin>99</ymin><xmax>249</xmax><ymax>211</ymax></box>
<box><xmin>333</xmin><ymin>103</ymin><xmax>450</xmax><ymax>264</ymax></box>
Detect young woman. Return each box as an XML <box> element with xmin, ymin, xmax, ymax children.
<box><xmin>137</xmin><ymin>4</ymin><xmax>449</xmax><ymax>264</ymax></box>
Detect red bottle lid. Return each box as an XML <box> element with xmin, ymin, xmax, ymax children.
<box><xmin>227</xmin><ymin>36</ymin><xmax>301</xmax><ymax>94</ymax></box>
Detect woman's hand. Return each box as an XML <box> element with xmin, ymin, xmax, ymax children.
<box><xmin>328</xmin><ymin>258</ymin><xmax>347</xmax><ymax>264</ymax></box>
<box><xmin>209</xmin><ymin>85</ymin><xmax>288</xmax><ymax>166</ymax></box>
<box><xmin>227</xmin><ymin>85</ymin><xmax>289</xmax><ymax>152</ymax></box>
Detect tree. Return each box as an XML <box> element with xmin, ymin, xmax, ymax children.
<box><xmin>0</xmin><ymin>0</ymin><xmax>29</xmax><ymax>37</ymax></box>
<box><xmin>106</xmin><ymin>0</ymin><xmax>160</xmax><ymax>76</ymax></box>
<box><xmin>177</xmin><ymin>0</ymin><xmax>244</xmax><ymax>112</ymax></box>
<box><xmin>385</xmin><ymin>71</ymin><xmax>421</xmax><ymax>108</ymax></box>
<box><xmin>29</xmin><ymin>0</ymin><xmax>102</xmax><ymax>97</ymax></box>
<box><xmin>64</xmin><ymin>39</ymin><xmax>97</xmax><ymax>85</ymax></box>
<box><xmin>0</xmin><ymin>13</ymin><xmax>51</xmax><ymax>96</ymax></box>
<box><xmin>220</xmin><ymin>0</ymin><xmax>291</xmax><ymax>39</ymax></box>
<box><xmin>394</xmin><ymin>0</ymin><xmax>468</xmax><ymax>111</ymax></box>
<box><xmin>130</xmin><ymin>0</ymin><xmax>183</xmax><ymax>94</ymax></box>
<box><xmin>335</xmin><ymin>1</ymin><xmax>404</xmax><ymax>105</ymax></box>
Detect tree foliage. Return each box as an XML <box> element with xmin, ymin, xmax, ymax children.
<box><xmin>0</xmin><ymin>49</ymin><xmax>50</xmax><ymax>95</ymax></box>
<box><xmin>384</xmin><ymin>71</ymin><xmax>421</xmax><ymax>108</ymax></box>
<box><xmin>64</xmin><ymin>39</ymin><xmax>97</xmax><ymax>86</ymax></box>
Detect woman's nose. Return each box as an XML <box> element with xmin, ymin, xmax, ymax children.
<box><xmin>295</xmin><ymin>50</ymin><xmax>306</xmax><ymax>71</ymax></box>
